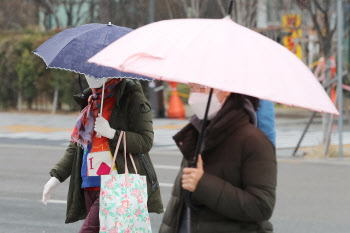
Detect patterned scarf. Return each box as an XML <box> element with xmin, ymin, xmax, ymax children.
<box><xmin>71</xmin><ymin>78</ymin><xmax>121</xmax><ymax>150</ymax></box>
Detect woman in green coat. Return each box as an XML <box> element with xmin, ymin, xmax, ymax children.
<box><xmin>42</xmin><ymin>76</ymin><xmax>163</xmax><ymax>232</ymax></box>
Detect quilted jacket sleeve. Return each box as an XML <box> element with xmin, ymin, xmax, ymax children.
<box><xmin>49</xmin><ymin>142</ymin><xmax>77</xmax><ymax>182</ymax></box>
<box><xmin>192</xmin><ymin>134</ymin><xmax>277</xmax><ymax>222</ymax></box>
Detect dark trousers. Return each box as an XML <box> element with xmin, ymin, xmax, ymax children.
<box><xmin>79</xmin><ymin>190</ymin><xmax>100</xmax><ymax>233</ymax></box>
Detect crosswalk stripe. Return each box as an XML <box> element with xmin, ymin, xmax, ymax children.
<box><xmin>154</xmin><ymin>165</ymin><xmax>179</xmax><ymax>170</ymax></box>
<box><xmin>159</xmin><ymin>183</ymin><xmax>174</xmax><ymax>187</ymax></box>
<box><xmin>46</xmin><ymin>199</ymin><xmax>67</xmax><ymax>204</ymax></box>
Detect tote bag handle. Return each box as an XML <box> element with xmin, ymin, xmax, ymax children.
<box><xmin>109</xmin><ymin>131</ymin><xmax>138</xmax><ymax>185</ymax></box>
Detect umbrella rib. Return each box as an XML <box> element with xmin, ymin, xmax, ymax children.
<box><xmin>102</xmin><ymin>25</ymin><xmax>112</xmax><ymax>47</ymax></box>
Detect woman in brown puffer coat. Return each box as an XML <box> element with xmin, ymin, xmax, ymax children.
<box><xmin>159</xmin><ymin>84</ymin><xmax>277</xmax><ymax>233</ymax></box>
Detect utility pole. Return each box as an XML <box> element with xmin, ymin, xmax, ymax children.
<box><xmin>337</xmin><ymin>0</ymin><xmax>343</xmax><ymax>157</ymax></box>
<box><xmin>147</xmin><ymin>0</ymin><xmax>166</xmax><ymax>117</ymax></box>
<box><xmin>148</xmin><ymin>0</ymin><xmax>165</xmax><ymax>118</ymax></box>
<box><xmin>149</xmin><ymin>0</ymin><xmax>155</xmax><ymax>23</ymax></box>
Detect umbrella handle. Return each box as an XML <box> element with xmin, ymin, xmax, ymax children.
<box><xmin>191</xmin><ymin>88</ymin><xmax>213</xmax><ymax>167</ymax></box>
<box><xmin>184</xmin><ymin>88</ymin><xmax>214</xmax><ymax>215</ymax></box>
<box><xmin>95</xmin><ymin>80</ymin><xmax>106</xmax><ymax>138</ymax></box>
<box><xmin>100</xmin><ymin>80</ymin><xmax>106</xmax><ymax>117</ymax></box>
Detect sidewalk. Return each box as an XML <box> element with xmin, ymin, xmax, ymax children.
<box><xmin>1</xmin><ymin>112</ymin><xmax>350</xmax><ymax>160</ymax></box>
<box><xmin>0</xmin><ymin>112</ymin><xmax>187</xmax><ymax>150</ymax></box>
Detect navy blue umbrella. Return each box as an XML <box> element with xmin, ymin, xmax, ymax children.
<box><xmin>34</xmin><ymin>22</ymin><xmax>152</xmax><ymax>81</ymax></box>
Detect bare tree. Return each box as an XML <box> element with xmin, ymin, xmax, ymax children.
<box><xmin>37</xmin><ymin>0</ymin><xmax>91</xmax><ymax>29</ymax></box>
<box><xmin>0</xmin><ymin>0</ymin><xmax>40</xmax><ymax>30</ymax></box>
<box><xmin>295</xmin><ymin>0</ymin><xmax>337</xmax><ymax>146</ymax></box>
<box><xmin>98</xmin><ymin>0</ymin><xmax>149</xmax><ymax>28</ymax></box>
<box><xmin>210</xmin><ymin>0</ymin><xmax>259</xmax><ymax>28</ymax></box>
<box><xmin>97</xmin><ymin>0</ymin><xmax>116</xmax><ymax>24</ymax></box>
<box><xmin>88</xmin><ymin>0</ymin><xmax>98</xmax><ymax>23</ymax></box>
<box><xmin>39</xmin><ymin>0</ymin><xmax>63</xmax><ymax>28</ymax></box>
<box><xmin>62</xmin><ymin>0</ymin><xmax>87</xmax><ymax>27</ymax></box>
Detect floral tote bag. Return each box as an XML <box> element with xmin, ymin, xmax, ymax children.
<box><xmin>99</xmin><ymin>131</ymin><xmax>152</xmax><ymax>233</ymax></box>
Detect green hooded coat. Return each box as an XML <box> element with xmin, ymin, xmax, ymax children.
<box><xmin>49</xmin><ymin>79</ymin><xmax>163</xmax><ymax>224</ymax></box>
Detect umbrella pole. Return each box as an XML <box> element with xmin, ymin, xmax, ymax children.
<box><xmin>96</xmin><ymin>80</ymin><xmax>106</xmax><ymax>138</ymax></box>
<box><xmin>99</xmin><ymin>80</ymin><xmax>106</xmax><ymax>118</ymax></box>
<box><xmin>184</xmin><ymin>88</ymin><xmax>214</xmax><ymax>233</ymax></box>
<box><xmin>185</xmin><ymin>2</ymin><xmax>231</xmax><ymax>232</ymax></box>
<box><xmin>191</xmin><ymin>88</ymin><xmax>214</xmax><ymax>167</ymax></box>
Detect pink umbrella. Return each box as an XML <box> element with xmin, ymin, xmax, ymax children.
<box><xmin>88</xmin><ymin>17</ymin><xmax>338</xmax><ymax>115</ymax></box>
<box><xmin>90</xmin><ymin>12</ymin><xmax>339</xmax><ymax>232</ymax></box>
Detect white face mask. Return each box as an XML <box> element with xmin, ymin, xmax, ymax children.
<box><xmin>188</xmin><ymin>91</ymin><xmax>224</xmax><ymax>120</ymax></box>
<box><xmin>85</xmin><ymin>75</ymin><xmax>108</xmax><ymax>89</ymax></box>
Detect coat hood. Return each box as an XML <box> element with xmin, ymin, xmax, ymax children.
<box><xmin>73</xmin><ymin>79</ymin><xmax>144</xmax><ymax>110</ymax></box>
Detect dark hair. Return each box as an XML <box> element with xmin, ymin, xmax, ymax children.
<box><xmin>229</xmin><ymin>93</ymin><xmax>260</xmax><ymax>111</ymax></box>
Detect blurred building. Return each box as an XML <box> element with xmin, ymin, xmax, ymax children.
<box><xmin>256</xmin><ymin>0</ymin><xmax>297</xmax><ymax>44</ymax></box>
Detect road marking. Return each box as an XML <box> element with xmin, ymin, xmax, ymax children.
<box><xmin>3</xmin><ymin>124</ymin><xmax>71</xmax><ymax>133</ymax></box>
<box><xmin>46</xmin><ymin>199</ymin><xmax>67</xmax><ymax>204</ymax></box>
<box><xmin>40</xmin><ymin>184</ymin><xmax>174</xmax><ymax>206</ymax></box>
<box><xmin>0</xmin><ymin>143</ymin><xmax>65</xmax><ymax>150</ymax></box>
<box><xmin>154</xmin><ymin>165</ymin><xmax>179</xmax><ymax>170</ymax></box>
<box><xmin>40</xmin><ymin>199</ymin><xmax>169</xmax><ymax>213</ymax></box>
<box><xmin>277</xmin><ymin>158</ymin><xmax>350</xmax><ymax>166</ymax></box>
<box><xmin>0</xmin><ymin>132</ymin><xmax>70</xmax><ymax>141</ymax></box>
<box><xmin>277</xmin><ymin>159</ymin><xmax>302</xmax><ymax>164</ymax></box>
<box><xmin>154</xmin><ymin>124</ymin><xmax>186</xmax><ymax>130</ymax></box>
<box><xmin>159</xmin><ymin>183</ymin><xmax>174</xmax><ymax>187</ymax></box>
<box><xmin>3</xmin><ymin>144</ymin><xmax>349</xmax><ymax>167</ymax></box>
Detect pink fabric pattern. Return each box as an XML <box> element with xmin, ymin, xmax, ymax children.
<box><xmin>117</xmin><ymin>207</ymin><xmax>126</xmax><ymax>215</ymax></box>
<box><xmin>131</xmin><ymin>189</ymin><xmax>140</xmax><ymax>197</ymax></box>
<box><xmin>106</xmin><ymin>180</ymin><xmax>114</xmax><ymax>189</ymax></box>
<box><xmin>99</xmin><ymin>174</ymin><xmax>151</xmax><ymax>233</ymax></box>
<box><xmin>101</xmin><ymin>189</ymin><xmax>108</xmax><ymax>198</ymax></box>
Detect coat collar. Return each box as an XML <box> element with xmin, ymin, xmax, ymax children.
<box><xmin>173</xmin><ymin>96</ymin><xmax>251</xmax><ymax>161</ymax></box>
<box><xmin>73</xmin><ymin>79</ymin><xmax>131</xmax><ymax>111</ymax></box>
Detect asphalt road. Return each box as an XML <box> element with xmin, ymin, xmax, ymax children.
<box><xmin>1</xmin><ymin>143</ymin><xmax>350</xmax><ymax>233</ymax></box>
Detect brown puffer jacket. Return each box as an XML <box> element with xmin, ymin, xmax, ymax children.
<box><xmin>159</xmin><ymin>96</ymin><xmax>277</xmax><ymax>233</ymax></box>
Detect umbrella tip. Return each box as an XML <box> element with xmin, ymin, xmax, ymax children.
<box><xmin>108</xmin><ymin>22</ymin><xmax>112</xmax><ymax>26</ymax></box>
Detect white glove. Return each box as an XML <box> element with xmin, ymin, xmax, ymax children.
<box><xmin>94</xmin><ymin>117</ymin><xmax>116</xmax><ymax>139</ymax></box>
<box><xmin>42</xmin><ymin>177</ymin><xmax>60</xmax><ymax>205</ymax></box>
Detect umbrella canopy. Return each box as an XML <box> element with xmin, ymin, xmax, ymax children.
<box><xmin>34</xmin><ymin>23</ymin><xmax>151</xmax><ymax>81</ymax></box>
<box><xmin>88</xmin><ymin>17</ymin><xmax>338</xmax><ymax>115</ymax></box>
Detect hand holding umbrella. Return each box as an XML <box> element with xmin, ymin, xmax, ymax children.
<box><xmin>94</xmin><ymin>116</ymin><xmax>116</xmax><ymax>139</ymax></box>
<box><xmin>182</xmin><ymin>155</ymin><xmax>204</xmax><ymax>192</ymax></box>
